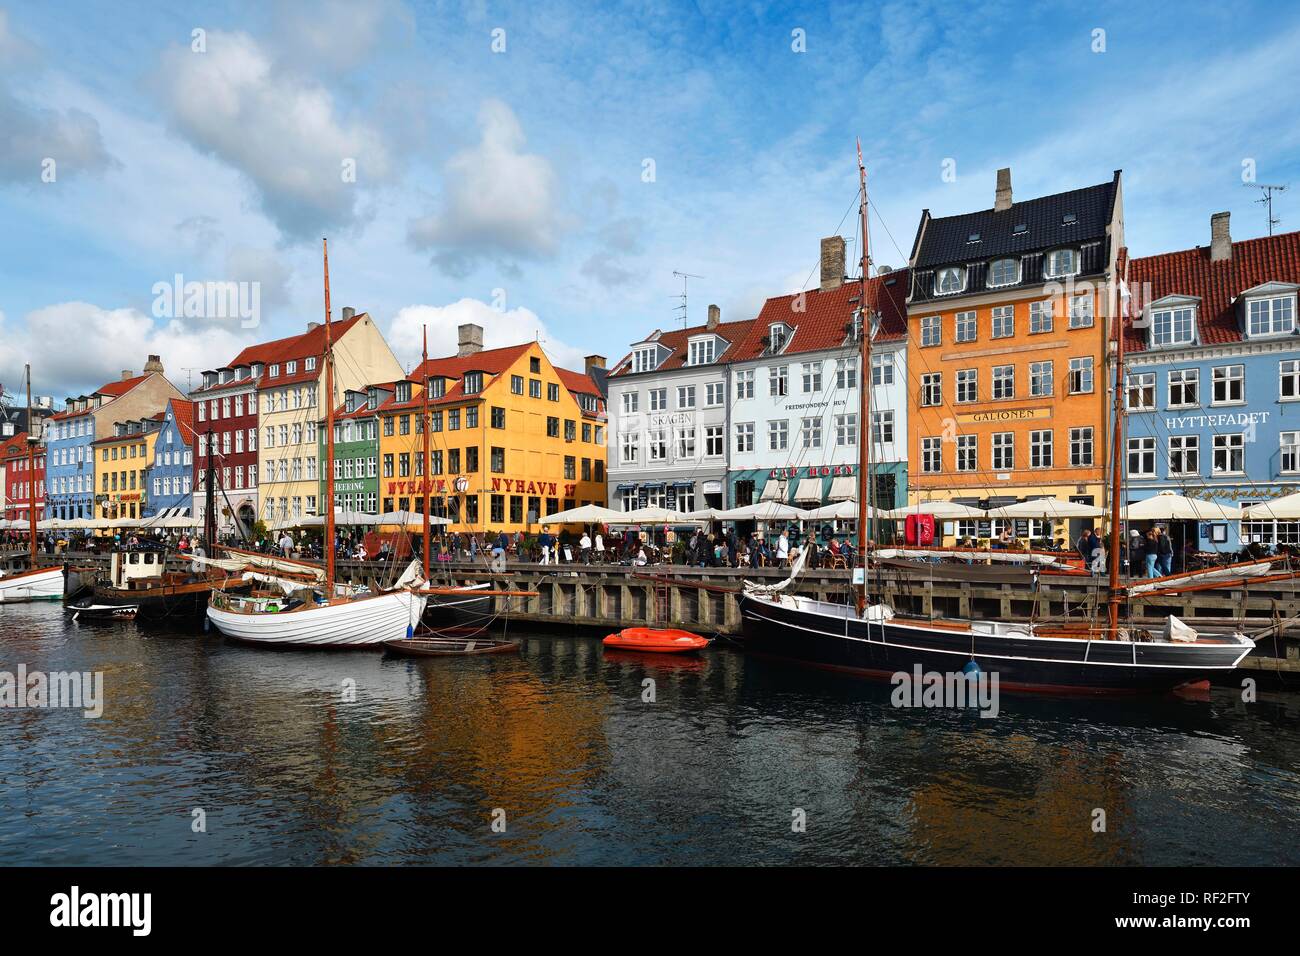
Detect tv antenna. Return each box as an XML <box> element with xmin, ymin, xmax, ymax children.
<box><xmin>180</xmin><ymin>367</ymin><xmax>200</xmax><ymax>391</ymax></box>
<box><xmin>672</xmin><ymin>271</ymin><xmax>703</xmax><ymax>328</ymax></box>
<box><xmin>1245</xmin><ymin>183</ymin><xmax>1288</xmax><ymax>236</ymax></box>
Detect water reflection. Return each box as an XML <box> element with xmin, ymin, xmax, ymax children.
<box><xmin>1</xmin><ymin>602</ymin><xmax>1298</xmax><ymax>865</ymax></box>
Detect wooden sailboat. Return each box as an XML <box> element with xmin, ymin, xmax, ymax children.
<box><xmin>0</xmin><ymin>365</ymin><xmax>62</xmax><ymax>603</ymax></box>
<box><xmin>737</xmin><ymin>147</ymin><xmax>1253</xmax><ymax>694</ymax></box>
<box><xmin>206</xmin><ymin>240</ymin><xmax>427</xmax><ymax>647</ymax></box>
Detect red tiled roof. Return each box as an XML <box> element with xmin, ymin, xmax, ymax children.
<box><xmin>168</xmin><ymin>399</ymin><xmax>196</xmax><ymax>444</ymax></box>
<box><xmin>1125</xmin><ymin>231</ymin><xmax>1300</xmax><ymax>352</ymax></box>
<box><xmin>412</xmin><ymin>343</ymin><xmax>532</xmax><ymax>382</ymax></box>
<box><xmin>97</xmin><ymin>374</ymin><xmax>151</xmax><ymax>398</ymax></box>
<box><xmin>730</xmin><ymin>269</ymin><xmax>910</xmax><ymax>361</ymax></box>
<box><xmin>555</xmin><ymin>367</ymin><xmax>600</xmax><ymax>396</ymax></box>
<box><xmin>238</xmin><ymin>314</ymin><xmax>364</xmax><ymax>390</ymax></box>
<box><xmin>609</xmin><ymin>318</ymin><xmax>757</xmax><ymax>377</ymax></box>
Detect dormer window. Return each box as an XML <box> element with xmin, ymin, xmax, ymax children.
<box><xmin>987</xmin><ymin>258</ymin><xmax>1020</xmax><ymax>288</ymax></box>
<box><xmin>1150</xmin><ymin>306</ymin><xmax>1197</xmax><ymax>347</ymax></box>
<box><xmin>1045</xmin><ymin>248</ymin><xmax>1079</xmax><ymax>279</ymax></box>
<box><xmin>286</xmin><ymin>360</ymin><xmax>297</xmax><ymax>375</ymax></box>
<box><xmin>935</xmin><ymin>266</ymin><xmax>966</xmax><ymax>295</ymax></box>
<box><xmin>395</xmin><ymin>382</ymin><xmax>412</xmax><ymax>403</ymax></box>
<box><xmin>427</xmin><ymin>377</ymin><xmax>446</xmax><ymax>398</ymax></box>
<box><xmin>268</xmin><ymin>364</ymin><xmax>280</xmax><ymax>378</ymax></box>
<box><xmin>632</xmin><ymin>346</ymin><xmax>659</xmax><ymax>373</ymax></box>
<box><xmin>767</xmin><ymin>323</ymin><xmax>791</xmax><ymax>354</ymax></box>
<box><xmin>463</xmin><ymin>371</ymin><xmax>483</xmax><ymax>394</ymax></box>
<box><xmin>1247</xmin><ymin>295</ymin><xmax>1296</xmax><ymax>337</ymax></box>
<box><xmin>305</xmin><ymin>357</ymin><xmax>317</xmax><ymax>372</ymax></box>
<box><xmin>687</xmin><ymin>336</ymin><xmax>717</xmax><ymax>366</ymax></box>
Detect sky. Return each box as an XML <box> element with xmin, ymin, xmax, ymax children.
<box><xmin>2</xmin><ymin>0</ymin><xmax>1299</xmax><ymax>401</ymax></box>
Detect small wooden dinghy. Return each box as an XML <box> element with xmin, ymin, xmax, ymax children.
<box><xmin>383</xmin><ymin>636</ymin><xmax>519</xmax><ymax>657</ymax></box>
<box><xmin>603</xmin><ymin>628</ymin><xmax>709</xmax><ymax>654</ymax></box>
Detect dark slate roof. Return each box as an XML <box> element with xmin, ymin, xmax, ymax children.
<box><xmin>913</xmin><ymin>172</ymin><xmax>1121</xmax><ymax>269</ymax></box>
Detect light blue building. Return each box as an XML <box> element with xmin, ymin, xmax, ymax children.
<box><xmin>1124</xmin><ymin>214</ymin><xmax>1300</xmax><ymax>557</ymax></box>
<box><xmin>44</xmin><ymin>399</ymin><xmax>97</xmax><ymax>521</ymax></box>
<box><xmin>148</xmin><ymin>398</ymin><xmax>196</xmax><ymax>519</ymax></box>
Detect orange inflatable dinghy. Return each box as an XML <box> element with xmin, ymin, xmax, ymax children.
<box><xmin>603</xmin><ymin>628</ymin><xmax>709</xmax><ymax>654</ymax></box>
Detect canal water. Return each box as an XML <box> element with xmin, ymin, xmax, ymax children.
<box><xmin>1</xmin><ymin>601</ymin><xmax>1298</xmax><ymax>866</ymax></box>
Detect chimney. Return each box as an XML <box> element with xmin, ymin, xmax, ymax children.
<box><xmin>584</xmin><ymin>355</ymin><xmax>606</xmax><ymax>373</ymax></box>
<box><xmin>1210</xmin><ymin>211</ymin><xmax>1232</xmax><ymax>262</ymax></box>
<box><xmin>121</xmin><ymin>370</ymin><xmax>134</xmax><ymax>381</ymax></box>
<box><xmin>707</xmin><ymin>304</ymin><xmax>721</xmax><ymax>330</ymax></box>
<box><xmin>995</xmin><ymin>167</ymin><xmax>1012</xmax><ymax>211</ymax></box>
<box><xmin>457</xmin><ymin>323</ymin><xmax>484</xmax><ymax>357</ymax></box>
<box><xmin>820</xmin><ymin>236</ymin><xmax>846</xmax><ymax>291</ymax></box>
<box><xmin>342</xmin><ymin>306</ymin><xmax>356</xmax><ymax>321</ymax></box>
<box><xmin>144</xmin><ymin>354</ymin><xmax>164</xmax><ymax>374</ymax></box>
<box><xmin>307</xmin><ymin>321</ymin><xmax>321</xmax><ymax>332</ymax></box>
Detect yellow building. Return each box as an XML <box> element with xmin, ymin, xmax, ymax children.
<box><xmin>248</xmin><ymin>309</ymin><xmax>403</xmax><ymax>528</ymax></box>
<box><xmin>94</xmin><ymin>415</ymin><xmax>163</xmax><ymax>522</ymax></box>
<box><xmin>373</xmin><ymin>324</ymin><xmax>607</xmax><ymax>533</ymax></box>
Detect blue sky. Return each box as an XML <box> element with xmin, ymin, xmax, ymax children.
<box><xmin>2</xmin><ymin>0</ymin><xmax>1299</xmax><ymax>399</ymax></box>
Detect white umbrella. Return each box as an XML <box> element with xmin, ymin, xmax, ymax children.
<box><xmin>1242</xmin><ymin>492</ymin><xmax>1300</xmax><ymax>520</ymax></box>
<box><xmin>1119</xmin><ymin>491</ymin><xmax>1239</xmax><ymax>522</ymax></box>
<box><xmin>376</xmin><ymin>510</ymin><xmax>453</xmax><ymax>527</ymax></box>
<box><xmin>803</xmin><ymin>499</ymin><xmax>877</xmax><ymax>521</ymax></box>
<box><xmin>986</xmin><ymin>497</ymin><xmax>1104</xmax><ymax>519</ymax></box>
<box><xmin>714</xmin><ymin>502</ymin><xmax>811</xmax><ymax>522</ymax></box>
<box><xmin>540</xmin><ymin>504</ymin><xmax>623</xmax><ymax>524</ymax></box>
<box><xmin>880</xmin><ymin>501</ymin><xmax>986</xmax><ymax>519</ymax></box>
<box><xmin>684</xmin><ymin>508</ymin><xmax>722</xmax><ymax>521</ymax></box>
<box><xmin>300</xmin><ymin>509</ymin><xmax>379</xmax><ymax>527</ymax></box>
<box><xmin>609</xmin><ymin>506</ymin><xmax>696</xmax><ymax>524</ymax></box>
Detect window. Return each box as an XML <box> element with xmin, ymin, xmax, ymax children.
<box><xmin>1029</xmin><ymin>299</ymin><xmax>1053</xmax><ymax>334</ymax></box>
<box><xmin>705</xmin><ymin>425</ymin><xmax>724</xmax><ymax>457</ymax></box>
<box><xmin>921</xmin><ymin>315</ymin><xmax>941</xmax><ymax>346</ymax></box>
<box><xmin>463</xmin><ymin>371</ymin><xmax>483</xmax><ymax>394</ymax></box>
<box><xmin>768</xmin><ymin>420</ymin><xmax>788</xmax><ymax>451</ymax></box>
<box><xmin>565</xmin><ymin>419</ymin><xmax>576</xmax><ymax>441</ymax></box>
<box><xmin>649</xmin><ymin>388</ymin><xmax>667</xmax><ymax>411</ymax></box>
<box><xmin>677</xmin><ymin>385</ymin><xmax>696</xmax><ymax>409</ymax></box>
<box><xmin>632</xmin><ymin>346</ymin><xmax>658</xmax><ymax>373</ymax></box>
<box><xmin>921</xmin><ymin>372</ymin><xmax>942</xmax><ymax>407</ymax></box>
<box><xmin>547</xmin><ymin>382</ymin><xmax>559</xmax><ymax>401</ymax></box>
<box><xmin>735</xmin><ymin>369</ymin><xmax>754</xmax><ymax>400</ymax></box>
<box><xmin>546</xmin><ymin>416</ymin><xmax>560</xmax><ymax>438</ymax></box>
<box><xmin>705</xmin><ymin>382</ymin><xmax>725</xmax><ymax>406</ymax></box>
<box><xmin>676</xmin><ymin>427</ymin><xmax>695</xmax><ymax>460</ymax></box>
<box><xmin>688</xmin><ymin>337</ymin><xmax>715</xmax><ymax>365</ymax></box>
<box><xmin>622</xmin><ymin>392</ymin><xmax>639</xmax><ymax>414</ymax></box>
<box><xmin>801</xmin><ymin>417</ymin><xmax>822</xmax><ymax>448</ymax></box>
<box><xmin>1128</xmin><ymin>437</ymin><xmax>1156</xmax><ymax>476</ymax></box>
<box><xmin>836</xmin><ymin>358</ymin><xmax>857</xmax><ymax>389</ymax></box>
<box><xmin>1030</xmin><ymin>360</ymin><xmax>1053</xmax><ymax>397</ymax></box>
<box><xmin>508</xmin><ymin>375</ymin><xmax>522</xmax><ymax>395</ymax></box>
<box><xmin>1283</xmin><ymin>432</ymin><xmax>1300</xmax><ymax>473</ymax></box>
<box><xmin>991</xmin><ymin>305</ymin><xmax>1014</xmax><ymax>339</ymax></box>
<box><xmin>992</xmin><ymin>365</ymin><xmax>1014</xmax><ymax>400</ymax></box>
<box><xmin>835</xmin><ymin>413</ymin><xmax>858</xmax><ymax>446</ymax></box>
<box><xmin>1069</xmin><ymin>295</ymin><xmax>1094</xmax><ymax>329</ymax></box>
<box><xmin>491</xmin><ymin>406</ymin><xmax>506</xmax><ymax>428</ymax></box>
<box><xmin>955</xmin><ymin>311</ymin><xmax>977</xmax><ymax>342</ymax></box>
<box><xmin>956</xmin><ymin>435</ymin><xmax>976</xmax><ymax>472</ymax></box>
<box><xmin>735</xmin><ymin>422</ymin><xmax>754</xmax><ymax>453</ymax></box>
<box><xmin>1213</xmin><ymin>434</ymin><xmax>1245</xmax><ymax>474</ymax></box>
<box><xmin>1282</xmin><ymin>360</ymin><xmax>1300</xmax><ymax>400</ymax></box>
<box><xmin>871</xmin><ymin>353</ymin><xmax>893</xmax><ymax>386</ymax></box>
<box><xmin>1212</xmin><ymin>365</ymin><xmax>1244</xmax><ymax>405</ymax></box>
<box><xmin>531</xmin><ymin>356</ymin><xmax>541</xmax><ymax>373</ymax></box>
<box><xmin>1169</xmin><ymin>435</ymin><xmax>1199</xmax><ymax>476</ymax></box>
<box><xmin>1248</xmin><ymin>295</ymin><xmax>1296</xmax><ymax>337</ymax></box>
<box><xmin>769</xmin><ymin>365</ymin><xmax>788</xmax><ymax>397</ymax></box>
<box><xmin>921</xmin><ymin>437</ymin><xmax>943</xmax><ymax>473</ymax></box>
<box><xmin>529</xmin><ymin>378</ymin><xmax>542</xmax><ymax>398</ymax></box>
<box><xmin>1045</xmin><ymin>248</ymin><xmax>1078</xmax><ymax>278</ymax></box>
<box><xmin>1151</xmin><ymin>307</ymin><xmax>1196</xmax><ymax>347</ymax></box>
<box><xmin>767</xmin><ymin>324</ymin><xmax>789</xmax><ymax>354</ymax></box>
<box><xmin>1068</xmin><ymin>357</ymin><xmax>1093</xmax><ymax>394</ymax></box>
<box><xmin>935</xmin><ymin>267</ymin><xmax>965</xmax><ymax>295</ymax></box>
<box><xmin>1127</xmin><ymin>372</ymin><xmax>1155</xmax><ymax>410</ymax></box>
<box><xmin>869</xmin><ymin>411</ymin><xmax>890</xmax><ymax>445</ymax></box>
<box><xmin>988</xmin><ymin>258</ymin><xmax>1019</xmax><ymax>287</ymax></box>
<box><xmin>490</xmin><ymin>447</ymin><xmax>506</xmax><ymax>473</ymax></box>
<box><xmin>1030</xmin><ymin>430</ymin><xmax>1053</xmax><ymax>469</ymax></box>
<box><xmin>1169</xmin><ymin>368</ymin><xmax>1199</xmax><ymax>408</ymax></box>
<box><xmin>992</xmin><ymin>432</ymin><xmax>1014</xmax><ymax>471</ymax></box>
<box><xmin>801</xmin><ymin>363</ymin><xmax>822</xmax><ymax>393</ymax></box>
<box><xmin>1070</xmin><ymin>427</ymin><xmax>1094</xmax><ymax>466</ymax></box>
<box><xmin>956</xmin><ymin>369</ymin><xmax>977</xmax><ymax>404</ymax></box>
<box><xmin>466</xmin><ymin>406</ymin><xmax>478</xmax><ymax>428</ymax></box>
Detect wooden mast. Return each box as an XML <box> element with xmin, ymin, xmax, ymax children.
<box><xmin>855</xmin><ymin>140</ymin><xmax>874</xmax><ymax>615</ymax></box>
<box><xmin>1106</xmin><ymin>276</ymin><xmax>1127</xmax><ymax>635</ymax></box>
<box><xmin>25</xmin><ymin>364</ymin><xmax>37</xmax><ymax>565</ymax></box>
<box><xmin>421</xmin><ymin>325</ymin><xmax>431</xmax><ymax>580</ymax></box>
<box><xmin>323</xmin><ymin>239</ymin><xmax>336</xmax><ymax>596</ymax></box>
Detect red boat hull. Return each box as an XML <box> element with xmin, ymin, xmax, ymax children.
<box><xmin>603</xmin><ymin>628</ymin><xmax>709</xmax><ymax>654</ymax></box>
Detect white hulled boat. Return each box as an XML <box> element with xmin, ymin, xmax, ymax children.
<box><xmin>0</xmin><ymin>365</ymin><xmax>61</xmax><ymax>604</ymax></box>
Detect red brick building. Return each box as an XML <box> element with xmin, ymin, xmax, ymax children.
<box><xmin>2</xmin><ymin>432</ymin><xmax>45</xmax><ymax>524</ymax></box>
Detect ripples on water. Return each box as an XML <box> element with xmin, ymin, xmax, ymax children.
<box><xmin>1</xmin><ymin>602</ymin><xmax>1298</xmax><ymax>866</ymax></box>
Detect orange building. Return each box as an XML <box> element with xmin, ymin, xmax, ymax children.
<box><xmin>905</xmin><ymin>169</ymin><xmax>1125</xmax><ymax>542</ymax></box>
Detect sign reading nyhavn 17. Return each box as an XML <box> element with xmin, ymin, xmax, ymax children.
<box><xmin>386</xmin><ymin>477</ymin><xmax>578</xmax><ymax>497</ymax></box>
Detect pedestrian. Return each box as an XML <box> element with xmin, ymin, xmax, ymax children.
<box><xmin>1143</xmin><ymin>529</ymin><xmax>1159</xmax><ymax>578</ymax></box>
<box><xmin>539</xmin><ymin>526</ymin><xmax>554</xmax><ymax>565</ymax></box>
<box><xmin>777</xmin><ymin>528</ymin><xmax>791</xmax><ymax>566</ymax></box>
<box><xmin>279</xmin><ymin>530</ymin><xmax>294</xmax><ymax>558</ymax></box>
<box><xmin>594</xmin><ymin>528</ymin><xmax>605</xmax><ymax>564</ymax></box>
<box><xmin>1156</xmin><ymin>525</ymin><xmax>1174</xmax><ymax>576</ymax></box>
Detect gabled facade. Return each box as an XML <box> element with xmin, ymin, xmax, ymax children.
<box><xmin>318</xmin><ymin>388</ymin><xmax>379</xmax><ymax>516</ymax></box>
<box><xmin>191</xmin><ymin>358</ymin><xmax>261</xmax><ymax>534</ymax></box>
<box><xmin>906</xmin><ymin>168</ymin><xmax>1124</xmax><ymax>541</ymax></box>
<box><xmin>148</xmin><ymin>399</ymin><xmax>195</xmax><ymax>520</ymax></box>
<box><xmin>725</xmin><ymin>237</ymin><xmax>911</xmax><ymax>513</ymax></box>
<box><xmin>1124</xmin><ymin>215</ymin><xmax>1300</xmax><ymax>550</ymax></box>
<box><xmin>606</xmin><ymin>308</ymin><xmax>753</xmax><ymax>512</ymax></box>
<box><xmin>2</xmin><ymin>431</ymin><xmax>44</xmax><ymax>524</ymax></box>
<box><xmin>93</xmin><ymin>415</ymin><xmax>164</xmax><ymax>521</ymax></box>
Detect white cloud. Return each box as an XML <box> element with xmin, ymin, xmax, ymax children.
<box><xmin>407</xmin><ymin>99</ymin><xmax>561</xmax><ymax>277</ymax></box>
<box><xmin>155</xmin><ymin>30</ymin><xmax>393</xmax><ymax>240</ymax></box>
<box><xmin>387</xmin><ymin>298</ymin><xmax>585</xmax><ymax>373</ymax></box>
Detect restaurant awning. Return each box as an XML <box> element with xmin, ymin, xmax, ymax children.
<box><xmin>827</xmin><ymin>476</ymin><xmax>856</xmax><ymax>501</ymax></box>
<box><xmin>793</xmin><ymin>478</ymin><xmax>823</xmax><ymax>503</ymax></box>
<box><xmin>759</xmin><ymin>480</ymin><xmax>786</xmax><ymax>502</ymax></box>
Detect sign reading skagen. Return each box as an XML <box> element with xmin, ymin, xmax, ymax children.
<box><xmin>957</xmin><ymin>406</ymin><xmax>1052</xmax><ymax>424</ymax></box>
<box><xmin>648</xmin><ymin>412</ymin><xmax>693</xmax><ymax>427</ymax></box>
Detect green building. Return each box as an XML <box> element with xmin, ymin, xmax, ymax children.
<box><xmin>318</xmin><ymin>387</ymin><xmax>380</xmax><ymax>515</ymax></box>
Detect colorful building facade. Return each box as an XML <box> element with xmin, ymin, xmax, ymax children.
<box><xmin>191</xmin><ymin>360</ymin><xmax>261</xmax><ymax>535</ymax></box>
<box><xmin>148</xmin><ymin>399</ymin><xmax>195</xmax><ymax>519</ymax></box>
<box><xmin>2</xmin><ymin>432</ymin><xmax>44</xmax><ymax>524</ymax></box>
<box><xmin>319</xmin><ymin>388</ymin><xmax>379</xmax><ymax>516</ymax></box>
<box><xmin>906</xmin><ymin>169</ymin><xmax>1124</xmax><ymax>542</ymax></box>
<box><xmin>94</xmin><ymin>416</ymin><xmax>163</xmax><ymax>522</ymax></box>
